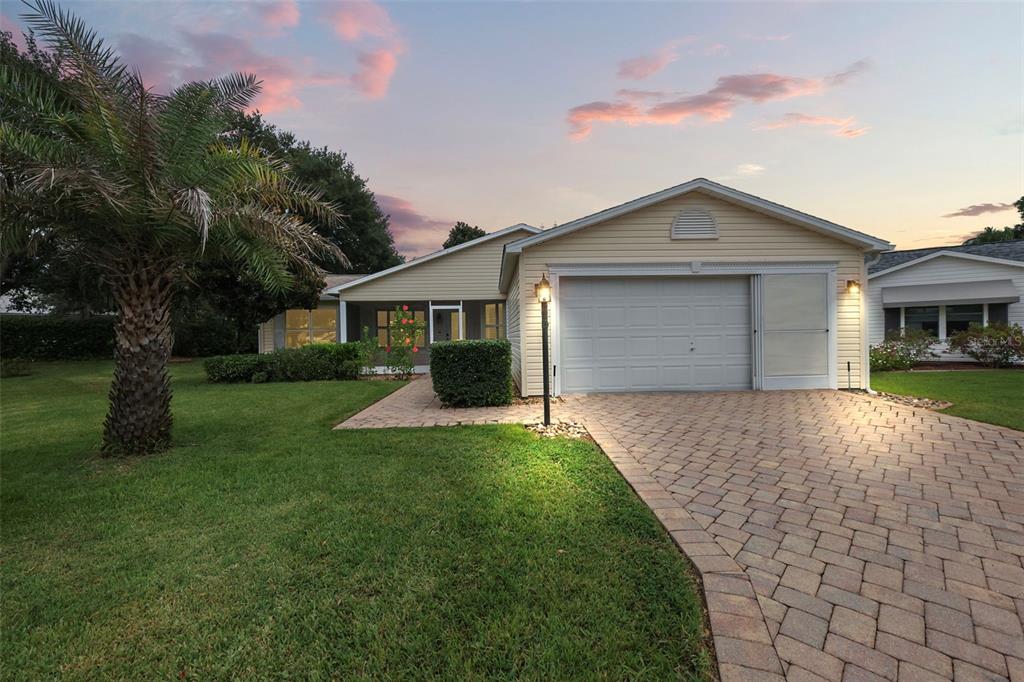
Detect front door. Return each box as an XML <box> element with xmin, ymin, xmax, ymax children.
<box><xmin>431</xmin><ymin>308</ymin><xmax>463</xmax><ymax>342</ymax></box>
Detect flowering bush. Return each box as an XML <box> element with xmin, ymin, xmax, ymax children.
<box><xmin>386</xmin><ymin>305</ymin><xmax>427</xmax><ymax>379</ymax></box>
<box><xmin>947</xmin><ymin>323</ymin><xmax>1024</xmax><ymax>368</ymax></box>
<box><xmin>869</xmin><ymin>328</ymin><xmax>937</xmax><ymax>371</ymax></box>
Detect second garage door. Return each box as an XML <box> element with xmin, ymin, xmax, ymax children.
<box><xmin>559</xmin><ymin>276</ymin><xmax>752</xmax><ymax>393</ymax></box>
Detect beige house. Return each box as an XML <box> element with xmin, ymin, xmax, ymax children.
<box><xmin>261</xmin><ymin>178</ymin><xmax>893</xmax><ymax>395</ymax></box>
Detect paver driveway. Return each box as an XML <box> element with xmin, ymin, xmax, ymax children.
<box><xmin>576</xmin><ymin>390</ymin><xmax>1024</xmax><ymax>682</ymax></box>
<box><xmin>339</xmin><ymin>381</ymin><xmax>1024</xmax><ymax>681</ymax></box>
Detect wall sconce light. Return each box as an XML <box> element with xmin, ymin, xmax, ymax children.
<box><xmin>846</xmin><ymin>280</ymin><xmax>861</xmax><ymax>294</ymax></box>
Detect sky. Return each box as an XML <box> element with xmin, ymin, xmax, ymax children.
<box><xmin>3</xmin><ymin>0</ymin><xmax>1022</xmax><ymax>257</ymax></box>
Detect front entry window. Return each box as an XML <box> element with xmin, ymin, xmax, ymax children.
<box><xmin>945</xmin><ymin>305</ymin><xmax>983</xmax><ymax>334</ymax></box>
<box><xmin>904</xmin><ymin>306</ymin><xmax>939</xmax><ymax>335</ymax></box>
<box><xmin>286</xmin><ymin>306</ymin><xmax>337</xmax><ymax>347</ymax></box>
<box><xmin>376</xmin><ymin>309</ymin><xmax>425</xmax><ymax>347</ymax></box>
<box><xmin>484</xmin><ymin>303</ymin><xmax>505</xmax><ymax>339</ymax></box>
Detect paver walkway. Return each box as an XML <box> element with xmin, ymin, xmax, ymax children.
<box><xmin>338</xmin><ymin>378</ymin><xmax>1024</xmax><ymax>682</ymax></box>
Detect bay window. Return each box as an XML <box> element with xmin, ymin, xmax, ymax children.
<box><xmin>285</xmin><ymin>306</ymin><xmax>337</xmax><ymax>347</ymax></box>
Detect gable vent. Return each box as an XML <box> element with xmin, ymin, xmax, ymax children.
<box><xmin>671</xmin><ymin>208</ymin><xmax>718</xmax><ymax>239</ymax></box>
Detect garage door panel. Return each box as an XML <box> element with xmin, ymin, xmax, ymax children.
<box><xmin>596</xmin><ymin>336</ymin><xmax>626</xmax><ymax>359</ymax></box>
<box><xmin>561</xmin><ymin>306</ymin><xmax>593</xmax><ymax>330</ymax></box>
<box><xmin>559</xmin><ymin>276</ymin><xmax>752</xmax><ymax>393</ymax></box>
<box><xmin>596</xmin><ymin>366</ymin><xmax>626</xmax><ymax>390</ymax></box>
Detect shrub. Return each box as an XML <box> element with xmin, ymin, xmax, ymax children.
<box><xmin>430</xmin><ymin>339</ymin><xmax>512</xmax><ymax>407</ymax></box>
<box><xmin>203</xmin><ymin>354</ymin><xmax>268</xmax><ymax>383</ymax></box>
<box><xmin>204</xmin><ymin>342</ymin><xmax>363</xmax><ymax>383</ymax></box>
<box><xmin>947</xmin><ymin>323</ymin><xmax>1024</xmax><ymax>368</ymax></box>
<box><xmin>0</xmin><ymin>314</ymin><xmax>115</xmax><ymax>360</ymax></box>
<box><xmin>869</xmin><ymin>328</ymin><xmax>937</xmax><ymax>372</ymax></box>
<box><xmin>385</xmin><ymin>305</ymin><xmax>426</xmax><ymax>379</ymax></box>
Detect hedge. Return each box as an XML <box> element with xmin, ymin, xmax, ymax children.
<box><xmin>429</xmin><ymin>339</ymin><xmax>512</xmax><ymax>407</ymax></box>
<box><xmin>204</xmin><ymin>343</ymin><xmax>363</xmax><ymax>383</ymax></box>
<box><xmin>948</xmin><ymin>323</ymin><xmax>1024</xmax><ymax>368</ymax></box>
<box><xmin>1</xmin><ymin>314</ymin><xmax>115</xmax><ymax>360</ymax></box>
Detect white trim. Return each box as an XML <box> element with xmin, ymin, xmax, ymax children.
<box><xmin>868</xmin><ymin>250</ymin><xmax>1024</xmax><ymax>279</ymax></box>
<box><xmin>338</xmin><ymin>300</ymin><xmax>348</xmax><ymax>343</ymax></box>
<box><xmin>548</xmin><ymin>261</ymin><xmax>839</xmax><ymax>277</ymax></box>
<box><xmin>548</xmin><ymin>262</ymin><xmax>838</xmax><ymax>395</ymax></box>
<box><xmin>328</xmin><ymin>223</ymin><xmax>540</xmax><ymax>295</ymax></box>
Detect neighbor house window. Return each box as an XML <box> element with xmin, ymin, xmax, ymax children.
<box><xmin>376</xmin><ymin>309</ymin><xmax>425</xmax><ymax>347</ymax></box>
<box><xmin>945</xmin><ymin>304</ymin><xmax>983</xmax><ymax>334</ymax></box>
<box><xmin>483</xmin><ymin>303</ymin><xmax>505</xmax><ymax>340</ymax></box>
<box><xmin>285</xmin><ymin>306</ymin><xmax>337</xmax><ymax>347</ymax></box>
<box><xmin>904</xmin><ymin>306</ymin><xmax>939</xmax><ymax>335</ymax></box>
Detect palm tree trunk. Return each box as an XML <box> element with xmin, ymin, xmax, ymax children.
<box><xmin>102</xmin><ymin>271</ymin><xmax>174</xmax><ymax>456</ymax></box>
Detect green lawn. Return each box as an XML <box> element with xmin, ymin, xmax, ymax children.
<box><xmin>1</xmin><ymin>362</ymin><xmax>712</xmax><ymax>680</ymax></box>
<box><xmin>872</xmin><ymin>369</ymin><xmax>1024</xmax><ymax>431</ymax></box>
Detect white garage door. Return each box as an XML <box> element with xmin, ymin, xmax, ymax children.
<box><xmin>559</xmin><ymin>276</ymin><xmax>752</xmax><ymax>393</ymax></box>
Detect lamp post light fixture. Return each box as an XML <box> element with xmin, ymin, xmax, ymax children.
<box><xmin>535</xmin><ymin>274</ymin><xmax>552</xmax><ymax>425</ymax></box>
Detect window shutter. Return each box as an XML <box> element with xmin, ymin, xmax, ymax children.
<box><xmin>671</xmin><ymin>208</ymin><xmax>718</xmax><ymax>239</ymax></box>
<box><xmin>988</xmin><ymin>303</ymin><xmax>1009</xmax><ymax>324</ymax></box>
<box><xmin>884</xmin><ymin>308</ymin><xmax>901</xmax><ymax>336</ymax></box>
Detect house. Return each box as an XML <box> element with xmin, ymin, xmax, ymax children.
<box><xmin>261</xmin><ymin>178</ymin><xmax>893</xmax><ymax>395</ymax></box>
<box><xmin>867</xmin><ymin>240</ymin><xmax>1024</xmax><ymax>360</ymax></box>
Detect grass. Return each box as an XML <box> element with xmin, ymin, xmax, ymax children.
<box><xmin>1</xmin><ymin>361</ymin><xmax>712</xmax><ymax>680</ymax></box>
<box><xmin>872</xmin><ymin>369</ymin><xmax>1024</xmax><ymax>431</ymax></box>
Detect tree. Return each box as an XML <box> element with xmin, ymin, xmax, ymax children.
<box><xmin>962</xmin><ymin>196</ymin><xmax>1024</xmax><ymax>245</ymax></box>
<box><xmin>226</xmin><ymin>113</ymin><xmax>403</xmax><ymax>274</ymax></box>
<box><xmin>1</xmin><ymin>1</ymin><xmax>343</xmax><ymax>455</ymax></box>
<box><xmin>443</xmin><ymin>221</ymin><xmax>486</xmax><ymax>249</ymax></box>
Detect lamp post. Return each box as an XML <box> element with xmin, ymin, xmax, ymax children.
<box><xmin>535</xmin><ymin>274</ymin><xmax>552</xmax><ymax>425</ymax></box>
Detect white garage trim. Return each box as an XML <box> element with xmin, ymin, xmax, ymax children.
<box><xmin>548</xmin><ymin>262</ymin><xmax>838</xmax><ymax>395</ymax></box>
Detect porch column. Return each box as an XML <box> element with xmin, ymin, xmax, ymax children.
<box><xmin>458</xmin><ymin>300</ymin><xmax>464</xmax><ymax>339</ymax></box>
<box><xmin>338</xmin><ymin>299</ymin><xmax>347</xmax><ymax>342</ymax></box>
<box><xmin>428</xmin><ymin>300</ymin><xmax>434</xmax><ymax>344</ymax></box>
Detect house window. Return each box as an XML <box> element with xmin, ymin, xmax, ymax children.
<box><xmin>376</xmin><ymin>309</ymin><xmax>425</xmax><ymax>347</ymax></box>
<box><xmin>945</xmin><ymin>304</ymin><xmax>983</xmax><ymax>334</ymax></box>
<box><xmin>483</xmin><ymin>303</ymin><xmax>505</xmax><ymax>340</ymax></box>
<box><xmin>285</xmin><ymin>306</ymin><xmax>337</xmax><ymax>347</ymax></box>
<box><xmin>904</xmin><ymin>306</ymin><xmax>939</xmax><ymax>335</ymax></box>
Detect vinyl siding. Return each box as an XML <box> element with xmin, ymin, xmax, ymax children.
<box><xmin>338</xmin><ymin>229</ymin><xmax>533</xmax><ymax>302</ymax></box>
<box><xmin>868</xmin><ymin>255</ymin><xmax>1024</xmax><ymax>345</ymax></box>
<box><xmin>259</xmin><ymin>320</ymin><xmax>275</xmax><ymax>353</ymax></box>
<box><xmin>516</xmin><ymin>192</ymin><xmax>868</xmax><ymax>396</ymax></box>
<box><xmin>505</xmin><ymin>266</ymin><xmax>523</xmax><ymax>390</ymax></box>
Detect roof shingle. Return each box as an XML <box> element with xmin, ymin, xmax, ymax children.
<box><xmin>868</xmin><ymin>239</ymin><xmax>1024</xmax><ymax>274</ymax></box>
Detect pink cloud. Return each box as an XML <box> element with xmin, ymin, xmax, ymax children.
<box><xmin>824</xmin><ymin>59</ymin><xmax>871</xmax><ymax>86</ymax></box>
<box><xmin>328</xmin><ymin>1</ymin><xmax>396</xmax><ymax>42</ymax></box>
<box><xmin>257</xmin><ymin>0</ymin><xmax>300</xmax><ymax>33</ymax></box>
<box><xmin>943</xmin><ymin>202</ymin><xmax>1015</xmax><ymax>218</ymax></box>
<box><xmin>618</xmin><ymin>43</ymin><xmax>682</xmax><ymax>80</ymax></box>
<box><xmin>375</xmin><ymin>194</ymin><xmax>454</xmax><ymax>256</ymax></box>
<box><xmin>569</xmin><ymin>60</ymin><xmax>869</xmax><ymax>140</ymax></box>
<box><xmin>756</xmin><ymin>112</ymin><xmax>869</xmax><ymax>138</ymax></box>
<box><xmin>1</xmin><ymin>13</ymin><xmax>27</xmax><ymax>52</ymax></box>
<box><xmin>351</xmin><ymin>45</ymin><xmax>403</xmax><ymax>99</ymax></box>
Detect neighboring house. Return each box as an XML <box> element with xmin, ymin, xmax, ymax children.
<box><xmin>867</xmin><ymin>240</ymin><xmax>1024</xmax><ymax>361</ymax></box>
<box><xmin>261</xmin><ymin>178</ymin><xmax>893</xmax><ymax>395</ymax></box>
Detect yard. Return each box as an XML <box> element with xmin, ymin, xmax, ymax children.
<box><xmin>872</xmin><ymin>369</ymin><xmax>1024</xmax><ymax>431</ymax></box>
<box><xmin>1</xmin><ymin>362</ymin><xmax>712</xmax><ymax>679</ymax></box>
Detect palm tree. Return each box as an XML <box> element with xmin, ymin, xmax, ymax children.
<box><xmin>0</xmin><ymin>0</ymin><xmax>345</xmax><ymax>455</ymax></box>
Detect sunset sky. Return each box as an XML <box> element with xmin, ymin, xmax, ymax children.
<box><xmin>4</xmin><ymin>1</ymin><xmax>1022</xmax><ymax>257</ymax></box>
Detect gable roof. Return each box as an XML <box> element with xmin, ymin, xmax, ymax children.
<box><xmin>868</xmin><ymin>239</ymin><xmax>1024</xmax><ymax>277</ymax></box>
<box><xmin>498</xmin><ymin>177</ymin><xmax>893</xmax><ymax>291</ymax></box>
<box><xmin>325</xmin><ymin>223</ymin><xmax>541</xmax><ymax>294</ymax></box>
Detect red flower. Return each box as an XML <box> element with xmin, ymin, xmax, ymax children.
<box><xmin>404</xmin><ymin>338</ymin><xmax>410</xmax><ymax>345</ymax></box>
<box><xmin>413</xmin><ymin>346</ymin><xmax>419</xmax><ymax>353</ymax></box>
<box><xmin>386</xmin><ymin>345</ymin><xmax>391</xmax><ymax>353</ymax></box>
<box><xmin>402</xmin><ymin>305</ymin><xmax>409</xmax><ymax>311</ymax></box>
